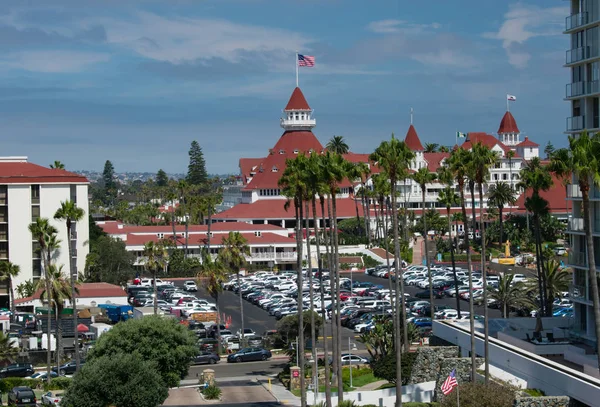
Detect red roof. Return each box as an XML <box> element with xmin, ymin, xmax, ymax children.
<box><xmin>0</xmin><ymin>160</ymin><xmax>88</xmax><ymax>184</ymax></box>
<box><xmin>284</xmin><ymin>87</ymin><xmax>311</xmax><ymax>111</ymax></box>
<box><xmin>99</xmin><ymin>221</ymin><xmax>285</xmax><ymax>235</ymax></box>
<box><xmin>213</xmin><ymin>198</ymin><xmax>364</xmax><ymax>220</ymax></box>
<box><xmin>516</xmin><ymin>136</ymin><xmax>539</xmax><ymax>148</ymax></box>
<box><xmin>404</xmin><ymin>125</ymin><xmax>424</xmax><ymax>151</ymax></box>
<box><xmin>424</xmin><ymin>152</ymin><xmax>450</xmax><ymax>172</ymax></box>
<box><xmin>124</xmin><ymin>231</ymin><xmax>296</xmax><ymax>247</ymax></box>
<box><xmin>498</xmin><ymin>111</ymin><xmax>520</xmax><ymax>134</ymax></box>
<box><xmin>239</xmin><ymin>158</ymin><xmax>264</xmax><ymax>185</ymax></box>
<box><xmin>461</xmin><ymin>132</ymin><xmax>516</xmax><ymax>156</ymax></box>
<box><xmin>15</xmin><ymin>283</ymin><xmax>126</xmax><ymax>304</ymax></box>
<box><xmin>514</xmin><ymin>174</ymin><xmax>568</xmax><ymax>215</ymax></box>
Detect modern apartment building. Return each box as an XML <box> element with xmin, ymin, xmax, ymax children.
<box><xmin>564</xmin><ymin>0</ymin><xmax>600</xmax><ymax>346</ymax></box>
<box><xmin>0</xmin><ymin>157</ymin><xmax>89</xmax><ymax>307</ymax></box>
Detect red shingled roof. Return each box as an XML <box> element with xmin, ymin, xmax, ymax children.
<box><xmin>99</xmin><ymin>221</ymin><xmax>285</xmax><ymax>235</ymax></box>
<box><xmin>0</xmin><ymin>161</ymin><xmax>88</xmax><ymax>184</ymax></box>
<box><xmin>424</xmin><ymin>152</ymin><xmax>450</xmax><ymax>172</ymax></box>
<box><xmin>15</xmin><ymin>283</ymin><xmax>126</xmax><ymax>304</ymax></box>
<box><xmin>516</xmin><ymin>136</ymin><xmax>539</xmax><ymax>148</ymax></box>
<box><xmin>404</xmin><ymin>125</ymin><xmax>424</xmax><ymax>151</ymax></box>
<box><xmin>284</xmin><ymin>87</ymin><xmax>311</xmax><ymax>111</ymax></box>
<box><xmin>239</xmin><ymin>158</ymin><xmax>265</xmax><ymax>185</ymax></box>
<box><xmin>461</xmin><ymin>132</ymin><xmax>516</xmax><ymax>156</ymax></box>
<box><xmin>124</xmin><ymin>232</ymin><xmax>296</xmax><ymax>247</ymax></box>
<box><xmin>213</xmin><ymin>198</ymin><xmax>364</xmax><ymax>220</ymax></box>
<box><xmin>498</xmin><ymin>111</ymin><xmax>520</xmax><ymax>134</ymax></box>
<box><xmin>514</xmin><ymin>174</ymin><xmax>568</xmax><ymax>215</ymax></box>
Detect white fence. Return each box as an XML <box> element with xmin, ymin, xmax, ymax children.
<box><xmin>307</xmin><ymin>381</ymin><xmax>435</xmax><ymax>406</ymax></box>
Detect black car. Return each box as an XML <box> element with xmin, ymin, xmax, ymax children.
<box><xmin>52</xmin><ymin>360</ymin><xmax>85</xmax><ymax>376</ymax></box>
<box><xmin>227</xmin><ymin>347</ymin><xmax>272</xmax><ymax>363</ymax></box>
<box><xmin>0</xmin><ymin>363</ymin><xmax>33</xmax><ymax>378</ymax></box>
<box><xmin>7</xmin><ymin>386</ymin><xmax>36</xmax><ymax>406</ymax></box>
<box><xmin>192</xmin><ymin>351</ymin><xmax>220</xmax><ymax>365</ymax></box>
<box><xmin>415</xmin><ymin>289</ymin><xmax>444</xmax><ymax>299</ymax></box>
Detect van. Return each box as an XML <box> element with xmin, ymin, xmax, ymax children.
<box><xmin>8</xmin><ymin>386</ymin><xmax>36</xmax><ymax>406</ymax></box>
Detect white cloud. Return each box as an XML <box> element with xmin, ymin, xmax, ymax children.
<box><xmin>0</xmin><ymin>50</ymin><xmax>109</xmax><ymax>73</ymax></box>
<box><xmin>483</xmin><ymin>3</ymin><xmax>567</xmax><ymax>68</ymax></box>
<box><xmin>367</xmin><ymin>19</ymin><xmax>440</xmax><ymax>34</ymax></box>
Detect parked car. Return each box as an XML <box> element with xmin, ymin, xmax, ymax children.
<box><xmin>339</xmin><ymin>353</ymin><xmax>369</xmax><ymax>366</ymax></box>
<box><xmin>227</xmin><ymin>347</ymin><xmax>272</xmax><ymax>363</ymax></box>
<box><xmin>0</xmin><ymin>363</ymin><xmax>34</xmax><ymax>378</ymax></box>
<box><xmin>52</xmin><ymin>360</ymin><xmax>85</xmax><ymax>376</ymax></box>
<box><xmin>184</xmin><ymin>280</ymin><xmax>198</xmax><ymax>292</ymax></box>
<box><xmin>41</xmin><ymin>391</ymin><xmax>63</xmax><ymax>406</ymax></box>
<box><xmin>191</xmin><ymin>351</ymin><xmax>220</xmax><ymax>365</ymax></box>
<box><xmin>7</xmin><ymin>386</ymin><xmax>37</xmax><ymax>406</ymax></box>
<box><xmin>26</xmin><ymin>371</ymin><xmax>58</xmax><ymax>380</ymax></box>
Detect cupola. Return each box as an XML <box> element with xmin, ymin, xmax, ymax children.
<box><xmin>280</xmin><ymin>87</ymin><xmax>316</xmax><ymax>131</ymax></box>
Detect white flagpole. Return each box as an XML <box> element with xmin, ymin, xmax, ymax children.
<box><xmin>296</xmin><ymin>51</ymin><xmax>299</xmax><ymax>87</ymax></box>
<box><xmin>457</xmin><ymin>383</ymin><xmax>460</xmax><ymax>407</ymax></box>
<box><xmin>506</xmin><ymin>94</ymin><xmax>509</xmax><ymax>112</ymax></box>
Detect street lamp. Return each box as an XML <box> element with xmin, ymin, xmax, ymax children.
<box><xmin>348</xmin><ymin>338</ymin><xmax>357</xmax><ymax>388</ymax></box>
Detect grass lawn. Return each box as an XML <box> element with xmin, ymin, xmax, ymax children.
<box><xmin>345</xmin><ymin>372</ymin><xmax>379</xmax><ymax>388</ymax></box>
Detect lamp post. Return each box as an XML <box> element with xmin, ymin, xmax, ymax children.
<box><xmin>348</xmin><ymin>337</ymin><xmax>353</xmax><ymax>388</ymax></box>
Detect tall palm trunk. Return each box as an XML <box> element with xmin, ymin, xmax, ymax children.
<box><xmin>56</xmin><ymin>307</ymin><xmax>63</xmax><ymax>372</ymax></box>
<box><xmin>422</xmin><ymin>191</ymin><xmax>434</xmax><ymax>318</ymax></box>
<box><xmin>354</xmin><ymin>196</ymin><xmax>362</xmax><ymax>237</ymax></box>
<box><xmin>582</xmin><ymin>188</ymin><xmax>600</xmax><ymax>372</ymax></box>
<box><xmin>478</xmin><ymin>183</ymin><xmax>490</xmax><ymax>383</ymax></box>
<box><xmin>43</xmin><ymin>250</ymin><xmax>52</xmax><ymax>382</ymax></box>
<box><xmin>390</xmin><ymin>180</ymin><xmax>403</xmax><ymax>407</ymax></box>
<box><xmin>447</xmin><ymin>209</ymin><xmax>461</xmax><ymax>317</ymax></box>
<box><xmin>236</xmin><ymin>266</ymin><xmax>245</xmax><ymax>347</ymax></box>
<box><xmin>9</xmin><ymin>276</ymin><xmax>15</xmax><ymax>323</ymax></box>
<box><xmin>314</xmin><ymin>197</ymin><xmax>332</xmax><ymax>407</ymax></box>
<box><xmin>304</xmin><ymin>200</ymin><xmax>317</xmax><ymax>404</ymax></box>
<box><xmin>381</xmin><ymin>198</ymin><xmax>395</xmax><ymax>321</ymax></box>
<box><xmin>295</xmin><ymin>196</ymin><xmax>306</xmax><ymax>407</ymax></box>
<box><xmin>207</xmin><ymin>204</ymin><xmax>213</xmax><ymax>252</ymax></box>
<box><xmin>153</xmin><ymin>268</ymin><xmax>158</xmax><ymax>315</ymax></box>
<box><xmin>171</xmin><ymin>204</ymin><xmax>177</xmax><ymax>249</ymax></box>
<box><xmin>215</xmin><ymin>292</ymin><xmax>222</xmax><ymax>354</ymax></box>
<box><xmin>67</xmin><ymin>219</ymin><xmax>80</xmax><ymax>370</ymax></box>
<box><xmin>329</xmin><ymin>194</ymin><xmax>343</xmax><ymax>402</ymax></box>
<box><xmin>533</xmin><ymin>214</ymin><xmax>546</xmax><ymax>316</ymax></box>
<box><xmin>373</xmin><ymin>199</ymin><xmax>381</xmax><ymax>245</ymax></box>
<box><xmin>461</xmin><ymin>182</ymin><xmax>476</xmax><ymax>381</ymax></box>
<box><xmin>322</xmin><ymin>197</ymin><xmax>338</xmax><ymax>395</ymax></box>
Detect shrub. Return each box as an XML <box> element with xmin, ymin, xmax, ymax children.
<box><xmin>523</xmin><ymin>388</ymin><xmax>546</xmax><ymax>397</ymax></box>
<box><xmin>370</xmin><ymin>352</ymin><xmax>417</xmax><ymax>385</ymax></box>
<box><xmin>440</xmin><ymin>381</ymin><xmax>515</xmax><ymax>407</ymax></box>
<box><xmin>0</xmin><ymin>377</ymin><xmax>42</xmax><ymax>392</ymax></box>
<box><xmin>202</xmin><ymin>385</ymin><xmax>222</xmax><ymax>400</ymax></box>
<box><xmin>44</xmin><ymin>377</ymin><xmax>72</xmax><ymax>391</ymax></box>
<box><xmin>337</xmin><ymin>401</ymin><xmax>356</xmax><ymax>407</ymax></box>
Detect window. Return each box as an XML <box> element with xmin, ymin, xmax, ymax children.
<box><xmin>0</xmin><ymin>224</ymin><xmax>6</xmax><ymax>240</ymax></box>
<box><xmin>32</xmin><ymin>259</ymin><xmax>41</xmax><ymax>278</ymax></box>
<box><xmin>70</xmin><ymin>185</ymin><xmax>77</xmax><ymax>203</ymax></box>
<box><xmin>0</xmin><ymin>207</ymin><xmax>6</xmax><ymax>223</ymax></box>
<box><xmin>502</xmin><ymin>174</ymin><xmax>508</xmax><ymax>180</ymax></box>
<box><xmin>31</xmin><ymin>185</ymin><xmax>40</xmax><ymax>204</ymax></box>
<box><xmin>0</xmin><ymin>186</ymin><xmax>6</xmax><ymax>205</ymax></box>
<box><xmin>31</xmin><ymin>205</ymin><xmax>40</xmax><ymax>222</ymax></box>
<box><xmin>32</xmin><ymin>241</ymin><xmax>41</xmax><ymax>258</ymax></box>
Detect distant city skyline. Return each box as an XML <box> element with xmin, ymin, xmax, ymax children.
<box><xmin>0</xmin><ymin>1</ymin><xmax>567</xmax><ymax>174</ymax></box>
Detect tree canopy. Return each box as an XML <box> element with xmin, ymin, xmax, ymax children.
<box><xmin>187</xmin><ymin>141</ymin><xmax>208</xmax><ymax>186</ymax></box>
<box><xmin>156</xmin><ymin>169</ymin><xmax>169</xmax><ymax>187</ymax></box>
<box><xmin>84</xmin><ymin>235</ymin><xmax>135</xmax><ymax>285</ymax></box>
<box><xmin>101</xmin><ymin>160</ymin><xmax>118</xmax><ymax>206</ymax></box>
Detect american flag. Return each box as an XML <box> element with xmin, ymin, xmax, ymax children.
<box><xmin>441</xmin><ymin>369</ymin><xmax>458</xmax><ymax>395</ymax></box>
<box><xmin>298</xmin><ymin>54</ymin><xmax>315</xmax><ymax>67</ymax></box>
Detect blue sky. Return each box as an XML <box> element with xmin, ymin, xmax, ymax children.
<box><xmin>0</xmin><ymin>0</ymin><xmax>568</xmax><ymax>174</ymax></box>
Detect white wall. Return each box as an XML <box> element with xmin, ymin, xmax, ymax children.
<box><xmin>8</xmin><ymin>185</ymin><xmax>34</xmax><ymax>287</ymax></box>
<box><xmin>19</xmin><ymin>295</ymin><xmax>129</xmax><ymax>309</ymax></box>
<box><xmin>75</xmin><ymin>184</ymin><xmax>89</xmax><ymax>276</ymax></box>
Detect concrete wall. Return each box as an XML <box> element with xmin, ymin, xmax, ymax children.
<box><xmin>497</xmin><ymin>332</ymin><xmax>572</xmax><ymax>356</ymax></box>
<box><xmin>8</xmin><ymin>185</ymin><xmax>33</xmax><ymax>286</ymax></box>
<box><xmin>308</xmin><ymin>381</ymin><xmax>436</xmax><ymax>406</ymax></box>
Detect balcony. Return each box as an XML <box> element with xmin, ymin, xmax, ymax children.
<box><xmin>568</xmin><ymin>217</ymin><xmax>585</xmax><ymax>232</ymax></box>
<box><xmin>566</xmin><ymin>12</ymin><xmax>588</xmax><ymax>31</ymax></box>
<box><xmin>569</xmin><ymin>284</ymin><xmax>588</xmax><ymax>303</ymax></box>
<box><xmin>567</xmin><ymin>184</ymin><xmax>582</xmax><ymax>199</ymax></box>
<box><xmin>566</xmin><ymin>46</ymin><xmax>596</xmax><ymax>65</ymax></box>
<box><xmin>566</xmin><ymin>115</ymin><xmax>585</xmax><ymax>131</ymax></box>
<box><xmin>247</xmin><ymin>252</ymin><xmax>297</xmax><ymax>262</ymax></box>
<box><xmin>566</xmin><ymin>81</ymin><xmax>600</xmax><ymax>98</ymax></box>
<box><xmin>568</xmin><ymin>251</ymin><xmax>587</xmax><ymax>268</ymax></box>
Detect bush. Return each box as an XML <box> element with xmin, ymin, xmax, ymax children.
<box><xmin>370</xmin><ymin>352</ymin><xmax>417</xmax><ymax>385</ymax></box>
<box><xmin>336</xmin><ymin>401</ymin><xmax>357</xmax><ymax>407</ymax></box>
<box><xmin>440</xmin><ymin>381</ymin><xmax>515</xmax><ymax>407</ymax></box>
<box><xmin>44</xmin><ymin>377</ymin><xmax>72</xmax><ymax>391</ymax></box>
<box><xmin>0</xmin><ymin>378</ymin><xmax>42</xmax><ymax>392</ymax></box>
<box><xmin>442</xmin><ymin>253</ymin><xmax>481</xmax><ymax>262</ymax></box>
<box><xmin>523</xmin><ymin>388</ymin><xmax>546</xmax><ymax>397</ymax></box>
<box><xmin>202</xmin><ymin>385</ymin><xmax>222</xmax><ymax>400</ymax></box>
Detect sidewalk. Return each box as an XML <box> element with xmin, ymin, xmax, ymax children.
<box><xmin>257</xmin><ymin>376</ymin><xmax>301</xmax><ymax>407</ymax></box>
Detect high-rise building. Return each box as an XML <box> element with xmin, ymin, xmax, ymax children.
<box><xmin>565</xmin><ymin>0</ymin><xmax>600</xmax><ymax>343</ymax></box>
<box><xmin>0</xmin><ymin>157</ymin><xmax>89</xmax><ymax>307</ymax></box>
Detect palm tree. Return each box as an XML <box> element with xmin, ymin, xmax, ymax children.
<box><xmin>198</xmin><ymin>249</ymin><xmax>228</xmax><ymax>354</ymax></box>
<box><xmin>487</xmin><ymin>182</ymin><xmax>516</xmax><ymax>245</ymax></box>
<box><xmin>143</xmin><ymin>240</ymin><xmax>168</xmax><ymax>315</ymax></box>
<box><xmin>411</xmin><ymin>168</ymin><xmax>437</xmax><ymax>317</ymax></box>
<box><xmin>506</xmin><ymin>150</ymin><xmax>515</xmax><ymax>194</ymax></box>
<box><xmin>550</xmin><ymin>131</ymin><xmax>600</xmax><ymax>370</ymax></box>
<box><xmin>49</xmin><ymin>161</ymin><xmax>65</xmax><ymax>169</ymax></box>
<box><xmin>541</xmin><ymin>259</ymin><xmax>570</xmax><ymax>313</ymax></box>
<box><xmin>28</xmin><ymin>217</ymin><xmax>59</xmax><ymax>381</ymax></box>
<box><xmin>37</xmin><ymin>264</ymin><xmax>73</xmax><ymax>372</ymax></box>
<box><xmin>439</xmin><ymin>146</ymin><xmax>450</xmax><ymax>153</ymax></box>
<box><xmin>354</xmin><ymin>162</ymin><xmax>372</xmax><ymax>245</ymax></box>
<box><xmin>219</xmin><ymin>232</ymin><xmax>250</xmax><ymax>347</ymax></box>
<box><xmin>370</xmin><ymin>135</ymin><xmax>414</xmax><ymax>406</ymax></box>
<box><xmin>54</xmin><ymin>200</ymin><xmax>85</xmax><ymax>371</ymax></box>
<box><xmin>488</xmin><ymin>274</ymin><xmax>533</xmax><ymax>318</ymax></box>
<box><xmin>446</xmin><ymin>148</ymin><xmax>477</xmax><ymax>380</ymax></box>
<box><xmin>518</xmin><ymin>158</ymin><xmax>553</xmax><ymax>316</ymax></box>
<box><xmin>424</xmin><ymin>143</ymin><xmax>439</xmax><ymax>153</ymax></box>
<box><xmin>470</xmin><ymin>142</ymin><xmax>499</xmax><ymax>383</ymax></box>
<box><xmin>326</xmin><ymin>136</ymin><xmax>349</xmax><ymax>154</ymax></box>
<box><xmin>0</xmin><ymin>330</ymin><xmax>17</xmax><ymax>361</ymax></box>
<box><xmin>0</xmin><ymin>262</ymin><xmax>20</xmax><ymax>320</ymax></box>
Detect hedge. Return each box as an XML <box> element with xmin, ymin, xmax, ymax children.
<box><xmin>0</xmin><ymin>376</ymin><xmax>72</xmax><ymax>393</ymax></box>
<box><xmin>441</xmin><ymin>253</ymin><xmax>481</xmax><ymax>262</ymax></box>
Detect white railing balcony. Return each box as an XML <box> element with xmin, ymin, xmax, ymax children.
<box><xmin>566</xmin><ymin>115</ymin><xmax>585</xmax><ymax>131</ymax></box>
<box><xmin>568</xmin><ymin>217</ymin><xmax>585</xmax><ymax>232</ymax></box>
<box><xmin>568</xmin><ymin>251</ymin><xmax>587</xmax><ymax>268</ymax></box>
<box><xmin>567</xmin><ymin>184</ymin><xmax>583</xmax><ymax>199</ymax></box>
<box><xmin>566</xmin><ymin>81</ymin><xmax>600</xmax><ymax>98</ymax></box>
<box><xmin>247</xmin><ymin>252</ymin><xmax>297</xmax><ymax>261</ymax></box>
<box><xmin>280</xmin><ymin>117</ymin><xmax>316</xmax><ymax>129</ymax></box>
<box><xmin>566</xmin><ymin>11</ymin><xmax>589</xmax><ymax>31</ymax></box>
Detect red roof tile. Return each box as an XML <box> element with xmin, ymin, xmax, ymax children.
<box><xmin>284</xmin><ymin>87</ymin><xmax>311</xmax><ymax>111</ymax></box>
<box><xmin>514</xmin><ymin>174</ymin><xmax>569</xmax><ymax>215</ymax></box>
<box><xmin>213</xmin><ymin>198</ymin><xmax>364</xmax><ymax>220</ymax></box>
<box><xmin>99</xmin><ymin>221</ymin><xmax>285</xmax><ymax>235</ymax></box>
<box><xmin>124</xmin><ymin>231</ymin><xmax>296</xmax><ymax>247</ymax></box>
<box><xmin>404</xmin><ymin>125</ymin><xmax>424</xmax><ymax>151</ymax></box>
<box><xmin>0</xmin><ymin>160</ymin><xmax>88</xmax><ymax>184</ymax></box>
<box><xmin>516</xmin><ymin>136</ymin><xmax>539</xmax><ymax>148</ymax></box>
<box><xmin>424</xmin><ymin>152</ymin><xmax>450</xmax><ymax>172</ymax></box>
<box><xmin>461</xmin><ymin>132</ymin><xmax>517</xmax><ymax>156</ymax></box>
<box><xmin>239</xmin><ymin>158</ymin><xmax>265</xmax><ymax>185</ymax></box>
<box><xmin>15</xmin><ymin>283</ymin><xmax>126</xmax><ymax>304</ymax></box>
<box><xmin>498</xmin><ymin>111</ymin><xmax>520</xmax><ymax>134</ymax></box>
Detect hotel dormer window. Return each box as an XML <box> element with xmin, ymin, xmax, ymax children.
<box><xmin>294</xmin><ymin>149</ymin><xmax>299</xmax><ymax>154</ymax></box>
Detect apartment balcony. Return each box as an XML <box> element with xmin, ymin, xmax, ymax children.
<box><xmin>567</xmin><ymin>184</ymin><xmax>583</xmax><ymax>199</ymax></box>
<box><xmin>566</xmin><ymin>115</ymin><xmax>585</xmax><ymax>131</ymax></box>
<box><xmin>247</xmin><ymin>252</ymin><xmax>297</xmax><ymax>262</ymax></box>
<box><xmin>565</xmin><ymin>11</ymin><xmax>589</xmax><ymax>32</ymax></box>
<box><xmin>566</xmin><ymin>81</ymin><xmax>600</xmax><ymax>98</ymax></box>
<box><xmin>568</xmin><ymin>251</ymin><xmax>588</xmax><ymax>268</ymax></box>
<box><xmin>566</xmin><ymin>46</ymin><xmax>594</xmax><ymax>65</ymax></box>
<box><xmin>568</xmin><ymin>217</ymin><xmax>585</xmax><ymax>233</ymax></box>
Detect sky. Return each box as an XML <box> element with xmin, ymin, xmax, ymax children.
<box><xmin>0</xmin><ymin>0</ymin><xmax>569</xmax><ymax>174</ymax></box>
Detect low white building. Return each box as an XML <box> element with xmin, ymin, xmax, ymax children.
<box><xmin>0</xmin><ymin>157</ymin><xmax>89</xmax><ymax>307</ymax></box>
<box><xmin>14</xmin><ymin>282</ymin><xmax>128</xmax><ymax>310</ymax></box>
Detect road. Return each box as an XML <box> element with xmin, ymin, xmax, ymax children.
<box><xmin>187</xmin><ymin>359</ymin><xmax>286</xmax><ymax>380</ymax></box>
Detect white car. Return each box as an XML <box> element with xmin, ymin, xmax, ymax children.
<box><xmin>511</xmin><ymin>274</ymin><xmax>528</xmax><ymax>283</ymax></box>
<box><xmin>184</xmin><ymin>281</ymin><xmax>198</xmax><ymax>292</ymax></box>
<box><xmin>340</xmin><ymin>354</ymin><xmax>369</xmax><ymax>366</ymax></box>
<box><xmin>354</xmin><ymin>321</ymin><xmax>374</xmax><ymax>333</ymax></box>
<box><xmin>41</xmin><ymin>391</ymin><xmax>63</xmax><ymax>406</ymax></box>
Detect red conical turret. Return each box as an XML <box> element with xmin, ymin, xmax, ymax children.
<box><xmin>405</xmin><ymin>125</ymin><xmax>424</xmax><ymax>151</ymax></box>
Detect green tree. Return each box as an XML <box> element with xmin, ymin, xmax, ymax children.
<box><xmin>156</xmin><ymin>169</ymin><xmax>169</xmax><ymax>187</ymax></box>
<box><xmin>187</xmin><ymin>141</ymin><xmax>208</xmax><ymax>186</ymax></box>
<box><xmin>198</xmin><ymin>250</ymin><xmax>228</xmax><ymax>353</ymax></box>
<box><xmin>50</xmin><ymin>161</ymin><xmax>65</xmax><ymax>169</ymax></box>
<box><xmin>88</xmin><ymin>316</ymin><xmax>197</xmax><ymax>387</ymax></box>
<box><xmin>487</xmin><ymin>182</ymin><xmax>516</xmax><ymax>245</ymax></box>
<box><xmin>424</xmin><ymin>143</ymin><xmax>439</xmax><ymax>153</ymax></box>
<box><xmin>16</xmin><ymin>280</ymin><xmax>35</xmax><ymax>298</ymax></box>
<box><xmin>544</xmin><ymin>141</ymin><xmax>555</xmax><ymax>159</ymax></box>
<box><xmin>84</xmin><ymin>236</ymin><xmax>135</xmax><ymax>285</ymax></box>
<box><xmin>0</xmin><ymin>262</ymin><xmax>20</xmax><ymax>319</ymax></box>
<box><xmin>412</xmin><ymin>167</ymin><xmax>437</xmax><ymax>316</ymax></box>
<box><xmin>326</xmin><ymin>135</ymin><xmax>349</xmax><ymax>154</ymax></box>
<box><xmin>275</xmin><ymin>311</ymin><xmax>323</xmax><ymax>347</ymax></box>
<box><xmin>54</xmin><ymin>199</ymin><xmax>86</xmax><ymax>371</ymax></box>
<box><xmin>102</xmin><ymin>160</ymin><xmax>117</xmax><ymax>207</ymax></box>
<box><xmin>487</xmin><ymin>274</ymin><xmax>534</xmax><ymax>318</ymax></box>
<box><xmin>60</xmin><ymin>353</ymin><xmax>168</xmax><ymax>407</ymax></box>
<box><xmin>539</xmin><ymin>259</ymin><xmax>570</xmax><ymax>315</ymax></box>
<box><xmin>370</xmin><ymin>135</ymin><xmax>414</xmax><ymax>404</ymax></box>
<box><xmin>143</xmin><ymin>240</ymin><xmax>168</xmax><ymax>315</ymax></box>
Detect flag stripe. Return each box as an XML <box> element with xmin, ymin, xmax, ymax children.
<box><xmin>441</xmin><ymin>369</ymin><xmax>458</xmax><ymax>395</ymax></box>
<box><xmin>298</xmin><ymin>54</ymin><xmax>315</xmax><ymax>67</ymax></box>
